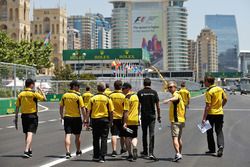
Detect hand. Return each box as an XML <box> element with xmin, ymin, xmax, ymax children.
<box><xmin>202</xmin><ymin>119</ymin><xmax>206</xmax><ymax>125</ymax></box>
<box><xmin>157</xmin><ymin>116</ymin><xmax>161</xmax><ymax>123</ymax></box>
<box><xmin>61</xmin><ymin>118</ymin><xmax>64</xmax><ymax>125</ymax></box>
<box><xmin>84</xmin><ymin>121</ymin><xmax>89</xmax><ymax>128</ymax></box>
<box><xmin>13</xmin><ymin>118</ymin><xmax>18</xmax><ymax>130</ymax></box>
<box><xmin>123</xmin><ymin>123</ymin><xmax>127</xmax><ymax>129</ymax></box>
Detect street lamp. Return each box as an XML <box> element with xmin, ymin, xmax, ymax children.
<box><xmin>72</xmin><ymin>50</ymin><xmax>86</xmax><ymax>79</ymax></box>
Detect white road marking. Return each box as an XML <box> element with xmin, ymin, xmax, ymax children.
<box><xmin>0</xmin><ymin>104</ymin><xmax>49</xmax><ymax>118</ymax></box>
<box><xmin>38</xmin><ymin>121</ymin><xmax>46</xmax><ymax>124</ymax></box>
<box><xmin>40</xmin><ymin>139</ymin><xmax>112</xmax><ymax>167</ymax></box>
<box><xmin>189</xmin><ymin>108</ymin><xmax>250</xmax><ymax>111</ymax></box>
<box><xmin>0</xmin><ymin>128</ymin><xmax>3</xmax><ymax>130</ymax></box>
<box><xmin>6</xmin><ymin>125</ymin><xmax>15</xmax><ymax>129</ymax></box>
<box><xmin>48</xmin><ymin>119</ymin><xmax>58</xmax><ymax>122</ymax></box>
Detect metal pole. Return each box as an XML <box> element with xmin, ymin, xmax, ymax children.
<box><xmin>78</xmin><ymin>54</ymin><xmax>80</xmax><ymax>79</ymax></box>
<box><xmin>14</xmin><ymin>64</ymin><xmax>16</xmax><ymax>98</ymax></box>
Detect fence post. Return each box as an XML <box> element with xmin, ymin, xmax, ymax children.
<box><xmin>14</xmin><ymin>64</ymin><xmax>17</xmax><ymax>98</ymax></box>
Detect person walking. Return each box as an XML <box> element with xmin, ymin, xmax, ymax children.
<box><xmin>137</xmin><ymin>78</ymin><xmax>161</xmax><ymax>160</ymax></box>
<box><xmin>122</xmin><ymin>83</ymin><xmax>139</xmax><ymax>162</ymax></box>
<box><xmin>109</xmin><ymin>80</ymin><xmax>126</xmax><ymax>157</ymax></box>
<box><xmin>163</xmin><ymin>81</ymin><xmax>185</xmax><ymax>162</ymax></box>
<box><xmin>82</xmin><ymin>86</ymin><xmax>93</xmax><ymax>130</ymax></box>
<box><xmin>59</xmin><ymin>81</ymin><xmax>85</xmax><ymax>159</ymax></box>
<box><xmin>179</xmin><ymin>82</ymin><xmax>191</xmax><ymax>111</ymax></box>
<box><xmin>202</xmin><ymin>76</ymin><xmax>227</xmax><ymax>157</ymax></box>
<box><xmin>14</xmin><ymin>79</ymin><xmax>47</xmax><ymax>158</ymax></box>
<box><xmin>104</xmin><ymin>83</ymin><xmax>112</xmax><ymax>96</ymax></box>
<box><xmin>86</xmin><ymin>82</ymin><xmax>114</xmax><ymax>163</ymax></box>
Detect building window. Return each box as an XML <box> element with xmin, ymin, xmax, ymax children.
<box><xmin>15</xmin><ymin>8</ymin><xmax>18</xmax><ymax>21</ymax></box>
<box><xmin>9</xmin><ymin>8</ymin><xmax>13</xmax><ymax>21</ymax></box>
<box><xmin>62</xmin><ymin>19</ymin><xmax>65</xmax><ymax>34</ymax></box>
<box><xmin>0</xmin><ymin>24</ymin><xmax>7</xmax><ymax>33</ymax></box>
<box><xmin>35</xmin><ymin>24</ymin><xmax>38</xmax><ymax>34</ymax></box>
<box><xmin>39</xmin><ymin>24</ymin><xmax>42</xmax><ymax>34</ymax></box>
<box><xmin>24</xmin><ymin>2</ymin><xmax>26</xmax><ymax>21</ymax></box>
<box><xmin>43</xmin><ymin>17</ymin><xmax>50</xmax><ymax>33</ymax></box>
<box><xmin>0</xmin><ymin>0</ymin><xmax>7</xmax><ymax>21</ymax></box>
<box><xmin>56</xmin><ymin>24</ymin><xmax>59</xmax><ymax>34</ymax></box>
<box><xmin>52</xmin><ymin>24</ymin><xmax>55</xmax><ymax>34</ymax></box>
<box><xmin>24</xmin><ymin>26</ymin><xmax>27</xmax><ymax>40</ymax></box>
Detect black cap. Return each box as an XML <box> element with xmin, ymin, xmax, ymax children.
<box><xmin>122</xmin><ymin>82</ymin><xmax>132</xmax><ymax>89</ymax></box>
<box><xmin>70</xmin><ymin>80</ymin><xmax>80</xmax><ymax>88</ymax></box>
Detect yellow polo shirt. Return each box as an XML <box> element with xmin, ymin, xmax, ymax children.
<box><xmin>205</xmin><ymin>84</ymin><xmax>227</xmax><ymax>115</ymax></box>
<box><xmin>109</xmin><ymin>90</ymin><xmax>126</xmax><ymax>119</ymax></box>
<box><xmin>104</xmin><ymin>88</ymin><xmax>112</xmax><ymax>96</ymax></box>
<box><xmin>60</xmin><ymin>90</ymin><xmax>84</xmax><ymax>117</ymax></box>
<box><xmin>169</xmin><ymin>91</ymin><xmax>185</xmax><ymax>123</ymax></box>
<box><xmin>82</xmin><ymin>91</ymin><xmax>94</xmax><ymax>107</ymax></box>
<box><xmin>179</xmin><ymin>87</ymin><xmax>191</xmax><ymax>106</ymax></box>
<box><xmin>124</xmin><ymin>92</ymin><xmax>139</xmax><ymax>125</ymax></box>
<box><xmin>16</xmin><ymin>88</ymin><xmax>46</xmax><ymax>114</ymax></box>
<box><xmin>87</xmin><ymin>93</ymin><xmax>114</xmax><ymax>119</ymax></box>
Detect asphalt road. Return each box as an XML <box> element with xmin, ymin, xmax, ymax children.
<box><xmin>0</xmin><ymin>94</ymin><xmax>250</xmax><ymax>167</ymax></box>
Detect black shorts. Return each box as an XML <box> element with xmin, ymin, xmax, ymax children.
<box><xmin>111</xmin><ymin>119</ymin><xmax>124</xmax><ymax>136</ymax></box>
<box><xmin>124</xmin><ymin>125</ymin><xmax>138</xmax><ymax>138</ymax></box>
<box><xmin>21</xmin><ymin>114</ymin><xmax>38</xmax><ymax>134</ymax></box>
<box><xmin>64</xmin><ymin>117</ymin><xmax>82</xmax><ymax>134</ymax></box>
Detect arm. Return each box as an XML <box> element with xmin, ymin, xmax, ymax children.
<box><xmin>156</xmin><ymin>102</ymin><xmax>161</xmax><ymax>123</ymax></box>
<box><xmin>162</xmin><ymin>96</ymin><xmax>179</xmax><ymax>104</ymax></box>
<box><xmin>37</xmin><ymin>87</ymin><xmax>47</xmax><ymax>101</ymax></box>
<box><xmin>222</xmin><ymin>91</ymin><xmax>228</xmax><ymax>107</ymax></box>
<box><xmin>59</xmin><ymin>105</ymin><xmax>64</xmax><ymax>121</ymax></box>
<box><xmin>123</xmin><ymin>110</ymin><xmax>129</xmax><ymax>128</ymax></box>
<box><xmin>202</xmin><ymin>103</ymin><xmax>211</xmax><ymax>124</ymax></box>
<box><xmin>14</xmin><ymin>107</ymin><xmax>19</xmax><ymax>130</ymax></box>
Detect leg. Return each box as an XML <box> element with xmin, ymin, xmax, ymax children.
<box><xmin>172</xmin><ymin>137</ymin><xmax>180</xmax><ymax>154</ymax></box>
<box><xmin>92</xmin><ymin>120</ymin><xmax>100</xmax><ymax>158</ymax></box>
<box><xmin>206</xmin><ymin>116</ymin><xmax>216</xmax><ymax>152</ymax></box>
<box><xmin>65</xmin><ymin>134</ymin><xmax>71</xmax><ymax>153</ymax></box>
<box><xmin>100</xmin><ymin>121</ymin><xmax>109</xmax><ymax>157</ymax></box>
<box><xmin>75</xmin><ymin>134</ymin><xmax>81</xmax><ymax>152</ymax></box>
<box><xmin>178</xmin><ymin>124</ymin><xmax>184</xmax><ymax>153</ymax></box>
<box><xmin>141</xmin><ymin>119</ymin><xmax>148</xmax><ymax>154</ymax></box>
<box><xmin>120</xmin><ymin>137</ymin><xmax>126</xmax><ymax>150</ymax></box>
<box><xmin>148</xmin><ymin>119</ymin><xmax>155</xmax><ymax>154</ymax></box>
<box><xmin>25</xmin><ymin>132</ymin><xmax>33</xmax><ymax>152</ymax></box>
<box><xmin>125</xmin><ymin>137</ymin><xmax>132</xmax><ymax>155</ymax></box>
<box><xmin>111</xmin><ymin>136</ymin><xmax>117</xmax><ymax>151</ymax></box>
<box><xmin>215</xmin><ymin>116</ymin><xmax>224</xmax><ymax>148</ymax></box>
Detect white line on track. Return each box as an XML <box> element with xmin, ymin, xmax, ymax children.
<box><xmin>189</xmin><ymin>108</ymin><xmax>250</xmax><ymax>111</ymax></box>
<box><xmin>38</xmin><ymin>121</ymin><xmax>46</xmax><ymax>124</ymax></box>
<box><xmin>6</xmin><ymin>125</ymin><xmax>15</xmax><ymax>129</ymax></box>
<box><xmin>0</xmin><ymin>104</ymin><xmax>49</xmax><ymax>118</ymax></box>
<box><xmin>40</xmin><ymin>139</ymin><xmax>112</xmax><ymax>167</ymax></box>
<box><xmin>48</xmin><ymin>119</ymin><xmax>58</xmax><ymax>122</ymax></box>
<box><xmin>0</xmin><ymin>128</ymin><xmax>3</xmax><ymax>130</ymax></box>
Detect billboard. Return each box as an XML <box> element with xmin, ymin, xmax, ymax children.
<box><xmin>132</xmin><ymin>9</ymin><xmax>163</xmax><ymax>67</ymax></box>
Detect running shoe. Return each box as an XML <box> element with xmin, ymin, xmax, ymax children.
<box><xmin>28</xmin><ymin>149</ymin><xmax>32</xmax><ymax>157</ymax></box>
<box><xmin>140</xmin><ymin>151</ymin><xmax>148</xmax><ymax>157</ymax></box>
<box><xmin>217</xmin><ymin>146</ymin><xmax>223</xmax><ymax>157</ymax></box>
<box><xmin>172</xmin><ymin>153</ymin><xmax>182</xmax><ymax>162</ymax></box>
<box><xmin>120</xmin><ymin>149</ymin><xmax>127</xmax><ymax>155</ymax></box>
<box><xmin>133</xmin><ymin>148</ymin><xmax>138</xmax><ymax>160</ymax></box>
<box><xmin>76</xmin><ymin>150</ymin><xmax>82</xmax><ymax>156</ymax></box>
<box><xmin>99</xmin><ymin>156</ymin><xmax>105</xmax><ymax>163</ymax></box>
<box><xmin>127</xmin><ymin>155</ymin><xmax>133</xmax><ymax>162</ymax></box>
<box><xmin>65</xmin><ymin>152</ymin><xmax>71</xmax><ymax>159</ymax></box>
<box><xmin>23</xmin><ymin>151</ymin><xmax>31</xmax><ymax>158</ymax></box>
<box><xmin>111</xmin><ymin>151</ymin><xmax>118</xmax><ymax>157</ymax></box>
<box><xmin>149</xmin><ymin>154</ymin><xmax>158</xmax><ymax>161</ymax></box>
<box><xmin>205</xmin><ymin>150</ymin><xmax>216</xmax><ymax>154</ymax></box>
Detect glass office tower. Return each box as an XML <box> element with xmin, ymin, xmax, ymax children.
<box><xmin>205</xmin><ymin>15</ymin><xmax>239</xmax><ymax>72</ymax></box>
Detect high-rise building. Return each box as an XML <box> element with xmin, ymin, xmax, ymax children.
<box><xmin>68</xmin><ymin>15</ymin><xmax>96</xmax><ymax>49</ymax></box>
<box><xmin>110</xmin><ymin>0</ymin><xmax>188</xmax><ymax>70</ymax></box>
<box><xmin>187</xmin><ymin>39</ymin><xmax>197</xmax><ymax>71</ymax></box>
<box><xmin>197</xmin><ymin>28</ymin><xmax>218</xmax><ymax>80</ymax></box>
<box><xmin>239</xmin><ymin>51</ymin><xmax>250</xmax><ymax>75</ymax></box>
<box><xmin>67</xmin><ymin>28</ymin><xmax>81</xmax><ymax>50</ymax></box>
<box><xmin>0</xmin><ymin>0</ymin><xmax>30</xmax><ymax>41</ymax></box>
<box><xmin>167</xmin><ymin>0</ymin><xmax>188</xmax><ymax>71</ymax></box>
<box><xmin>205</xmin><ymin>15</ymin><xmax>239</xmax><ymax>72</ymax></box>
<box><xmin>31</xmin><ymin>8</ymin><xmax>67</xmax><ymax>72</ymax></box>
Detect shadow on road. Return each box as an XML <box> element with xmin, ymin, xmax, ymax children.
<box><xmin>1</xmin><ymin>155</ymin><xmax>27</xmax><ymax>159</ymax></box>
<box><xmin>183</xmin><ymin>153</ymin><xmax>216</xmax><ymax>157</ymax></box>
<box><xmin>45</xmin><ymin>155</ymin><xmax>65</xmax><ymax>158</ymax></box>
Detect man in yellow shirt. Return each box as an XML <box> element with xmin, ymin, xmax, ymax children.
<box><xmin>60</xmin><ymin>81</ymin><xmax>85</xmax><ymax>159</ymax></box>
<box><xmin>14</xmin><ymin>79</ymin><xmax>46</xmax><ymax>158</ymax></box>
<box><xmin>122</xmin><ymin>83</ymin><xmax>139</xmax><ymax>162</ymax></box>
<box><xmin>202</xmin><ymin>76</ymin><xmax>227</xmax><ymax>157</ymax></box>
<box><xmin>163</xmin><ymin>81</ymin><xmax>185</xmax><ymax>162</ymax></box>
<box><xmin>179</xmin><ymin>82</ymin><xmax>190</xmax><ymax>110</ymax></box>
<box><xmin>104</xmin><ymin>83</ymin><xmax>112</xmax><ymax>96</ymax></box>
<box><xmin>82</xmin><ymin>86</ymin><xmax>93</xmax><ymax>130</ymax></box>
<box><xmin>86</xmin><ymin>82</ymin><xmax>114</xmax><ymax>163</ymax></box>
<box><xmin>109</xmin><ymin>80</ymin><xmax>126</xmax><ymax>157</ymax></box>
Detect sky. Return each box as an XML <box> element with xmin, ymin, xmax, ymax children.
<box><xmin>30</xmin><ymin>0</ymin><xmax>250</xmax><ymax>51</ymax></box>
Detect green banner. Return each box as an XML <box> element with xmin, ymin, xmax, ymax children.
<box><xmin>63</xmin><ymin>48</ymin><xmax>150</xmax><ymax>62</ymax></box>
<box><xmin>46</xmin><ymin>94</ymin><xmax>63</xmax><ymax>102</ymax></box>
<box><xmin>206</xmin><ymin>72</ymin><xmax>243</xmax><ymax>78</ymax></box>
<box><xmin>0</xmin><ymin>98</ymin><xmax>16</xmax><ymax>115</ymax></box>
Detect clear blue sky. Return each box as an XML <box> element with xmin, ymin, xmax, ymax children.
<box><xmin>30</xmin><ymin>0</ymin><xmax>250</xmax><ymax>50</ymax></box>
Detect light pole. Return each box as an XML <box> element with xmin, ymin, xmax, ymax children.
<box><xmin>72</xmin><ymin>50</ymin><xmax>86</xmax><ymax>79</ymax></box>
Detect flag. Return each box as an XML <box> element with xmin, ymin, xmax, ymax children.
<box><xmin>44</xmin><ymin>32</ymin><xmax>51</xmax><ymax>46</ymax></box>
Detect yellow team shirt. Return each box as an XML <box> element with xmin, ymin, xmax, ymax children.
<box><xmin>205</xmin><ymin>84</ymin><xmax>227</xmax><ymax>115</ymax></box>
<box><xmin>109</xmin><ymin>90</ymin><xmax>126</xmax><ymax>119</ymax></box>
<box><xmin>16</xmin><ymin>88</ymin><xmax>46</xmax><ymax>114</ymax></box>
<box><xmin>169</xmin><ymin>91</ymin><xmax>186</xmax><ymax>123</ymax></box>
<box><xmin>179</xmin><ymin>87</ymin><xmax>191</xmax><ymax>106</ymax></box>
<box><xmin>87</xmin><ymin>93</ymin><xmax>114</xmax><ymax>119</ymax></box>
<box><xmin>82</xmin><ymin>91</ymin><xmax>94</xmax><ymax>107</ymax></box>
<box><xmin>104</xmin><ymin>88</ymin><xmax>112</xmax><ymax>96</ymax></box>
<box><xmin>124</xmin><ymin>92</ymin><xmax>139</xmax><ymax>125</ymax></box>
<box><xmin>60</xmin><ymin>90</ymin><xmax>84</xmax><ymax>117</ymax></box>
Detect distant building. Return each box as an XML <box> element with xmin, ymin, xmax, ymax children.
<box><xmin>31</xmin><ymin>8</ymin><xmax>67</xmax><ymax>74</ymax></box>
<box><xmin>205</xmin><ymin>15</ymin><xmax>239</xmax><ymax>72</ymax></box>
<box><xmin>187</xmin><ymin>39</ymin><xmax>197</xmax><ymax>72</ymax></box>
<box><xmin>239</xmin><ymin>51</ymin><xmax>250</xmax><ymax>75</ymax></box>
<box><xmin>67</xmin><ymin>28</ymin><xmax>81</xmax><ymax>50</ymax></box>
<box><xmin>197</xmin><ymin>28</ymin><xmax>218</xmax><ymax>80</ymax></box>
<box><xmin>0</xmin><ymin>0</ymin><xmax>30</xmax><ymax>41</ymax></box>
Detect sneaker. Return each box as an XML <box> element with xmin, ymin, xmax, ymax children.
<box><xmin>65</xmin><ymin>152</ymin><xmax>71</xmax><ymax>159</ymax></box>
<box><xmin>205</xmin><ymin>150</ymin><xmax>216</xmax><ymax>154</ymax></box>
<box><xmin>149</xmin><ymin>154</ymin><xmax>158</xmax><ymax>161</ymax></box>
<box><xmin>127</xmin><ymin>155</ymin><xmax>133</xmax><ymax>162</ymax></box>
<box><xmin>111</xmin><ymin>151</ymin><xmax>118</xmax><ymax>157</ymax></box>
<box><xmin>120</xmin><ymin>149</ymin><xmax>127</xmax><ymax>155</ymax></box>
<box><xmin>217</xmin><ymin>146</ymin><xmax>223</xmax><ymax>157</ymax></box>
<box><xmin>76</xmin><ymin>150</ymin><xmax>82</xmax><ymax>156</ymax></box>
<box><xmin>23</xmin><ymin>151</ymin><xmax>31</xmax><ymax>158</ymax></box>
<box><xmin>28</xmin><ymin>149</ymin><xmax>32</xmax><ymax>157</ymax></box>
<box><xmin>140</xmin><ymin>151</ymin><xmax>148</xmax><ymax>157</ymax></box>
<box><xmin>132</xmin><ymin>148</ymin><xmax>138</xmax><ymax>160</ymax></box>
<box><xmin>92</xmin><ymin>157</ymin><xmax>99</xmax><ymax>162</ymax></box>
<box><xmin>99</xmin><ymin>156</ymin><xmax>105</xmax><ymax>163</ymax></box>
<box><xmin>172</xmin><ymin>153</ymin><xmax>182</xmax><ymax>162</ymax></box>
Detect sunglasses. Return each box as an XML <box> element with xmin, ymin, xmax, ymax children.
<box><xmin>168</xmin><ymin>86</ymin><xmax>175</xmax><ymax>89</ymax></box>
